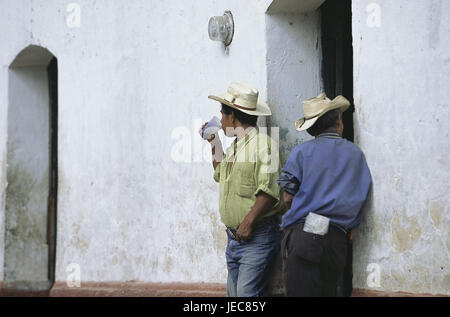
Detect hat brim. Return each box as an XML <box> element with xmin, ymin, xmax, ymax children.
<box><xmin>208</xmin><ymin>95</ymin><xmax>272</xmax><ymax>116</ymax></box>
<box><xmin>294</xmin><ymin>100</ymin><xmax>350</xmax><ymax>132</ymax></box>
<box><xmin>294</xmin><ymin>116</ymin><xmax>320</xmax><ymax>131</ymax></box>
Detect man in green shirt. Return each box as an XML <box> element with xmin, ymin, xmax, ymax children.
<box><xmin>200</xmin><ymin>82</ymin><xmax>282</xmax><ymax>297</ymax></box>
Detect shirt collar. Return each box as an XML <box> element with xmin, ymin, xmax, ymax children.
<box><xmin>236</xmin><ymin>126</ymin><xmax>258</xmax><ymax>147</ymax></box>
<box><xmin>227</xmin><ymin>127</ymin><xmax>258</xmax><ymax>158</ymax></box>
<box><xmin>317</xmin><ymin>131</ymin><xmax>341</xmax><ymax>139</ymax></box>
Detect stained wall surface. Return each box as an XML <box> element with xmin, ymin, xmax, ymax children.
<box><xmin>265</xmin><ymin>11</ymin><xmax>321</xmax><ymax>164</ymax></box>
<box><xmin>0</xmin><ymin>0</ymin><xmax>271</xmax><ymax>285</ymax></box>
<box><xmin>352</xmin><ymin>0</ymin><xmax>450</xmax><ymax>295</ymax></box>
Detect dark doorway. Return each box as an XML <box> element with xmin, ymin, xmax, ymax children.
<box><xmin>321</xmin><ymin>0</ymin><xmax>354</xmax><ymax>142</ymax></box>
<box><xmin>47</xmin><ymin>57</ymin><xmax>58</xmax><ymax>290</ymax></box>
<box><xmin>321</xmin><ymin>0</ymin><xmax>354</xmax><ymax>297</ymax></box>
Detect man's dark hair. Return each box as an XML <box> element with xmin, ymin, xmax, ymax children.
<box><xmin>307</xmin><ymin>109</ymin><xmax>341</xmax><ymax>136</ymax></box>
<box><xmin>221</xmin><ymin>103</ymin><xmax>258</xmax><ymax>127</ymax></box>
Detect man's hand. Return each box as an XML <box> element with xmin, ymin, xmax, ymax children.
<box><xmin>199</xmin><ymin>122</ymin><xmax>223</xmax><ymax>170</ymax></box>
<box><xmin>283</xmin><ymin>192</ymin><xmax>294</xmax><ymax>211</ymax></box>
<box><xmin>236</xmin><ymin>215</ymin><xmax>254</xmax><ymax>243</ymax></box>
<box><xmin>199</xmin><ymin>122</ymin><xmax>216</xmax><ymax>143</ymax></box>
<box><xmin>235</xmin><ymin>192</ymin><xmax>277</xmax><ymax>243</ymax></box>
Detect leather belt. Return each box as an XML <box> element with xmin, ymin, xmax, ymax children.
<box><xmin>329</xmin><ymin>222</ymin><xmax>349</xmax><ymax>236</ymax></box>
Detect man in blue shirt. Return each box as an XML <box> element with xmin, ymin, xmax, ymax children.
<box><xmin>277</xmin><ymin>93</ymin><xmax>372</xmax><ymax>297</ymax></box>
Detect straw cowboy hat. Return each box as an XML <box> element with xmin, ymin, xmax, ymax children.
<box><xmin>294</xmin><ymin>92</ymin><xmax>350</xmax><ymax>131</ymax></box>
<box><xmin>208</xmin><ymin>82</ymin><xmax>272</xmax><ymax>116</ymax></box>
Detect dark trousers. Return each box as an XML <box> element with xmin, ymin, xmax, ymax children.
<box><xmin>337</xmin><ymin>239</ymin><xmax>353</xmax><ymax>297</ymax></box>
<box><xmin>281</xmin><ymin>222</ymin><xmax>349</xmax><ymax>297</ymax></box>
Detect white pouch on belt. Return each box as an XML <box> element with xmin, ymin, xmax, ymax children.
<box><xmin>303</xmin><ymin>212</ymin><xmax>330</xmax><ymax>236</ymax></box>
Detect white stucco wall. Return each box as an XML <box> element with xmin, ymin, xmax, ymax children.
<box><xmin>352</xmin><ymin>0</ymin><xmax>450</xmax><ymax>295</ymax></box>
<box><xmin>0</xmin><ymin>0</ymin><xmax>271</xmax><ymax>284</ymax></box>
<box><xmin>265</xmin><ymin>10</ymin><xmax>322</xmax><ymax>163</ymax></box>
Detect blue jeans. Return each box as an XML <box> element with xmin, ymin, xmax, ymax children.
<box><xmin>225</xmin><ymin>221</ymin><xmax>282</xmax><ymax>297</ymax></box>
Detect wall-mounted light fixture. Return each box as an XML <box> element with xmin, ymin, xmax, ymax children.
<box><xmin>208</xmin><ymin>11</ymin><xmax>234</xmax><ymax>47</ymax></box>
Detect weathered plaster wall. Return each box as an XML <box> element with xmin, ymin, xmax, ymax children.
<box><xmin>0</xmin><ymin>0</ymin><xmax>271</xmax><ymax>284</ymax></box>
<box><xmin>352</xmin><ymin>0</ymin><xmax>450</xmax><ymax>295</ymax></box>
<box><xmin>265</xmin><ymin>11</ymin><xmax>322</xmax><ymax>164</ymax></box>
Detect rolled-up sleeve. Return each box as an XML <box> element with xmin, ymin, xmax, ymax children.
<box><xmin>277</xmin><ymin>147</ymin><xmax>302</xmax><ymax>195</ymax></box>
<box><xmin>277</xmin><ymin>171</ymin><xmax>300</xmax><ymax>195</ymax></box>
<box><xmin>253</xmin><ymin>143</ymin><xmax>281</xmax><ymax>202</ymax></box>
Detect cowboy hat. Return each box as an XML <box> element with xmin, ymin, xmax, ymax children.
<box><xmin>208</xmin><ymin>82</ymin><xmax>272</xmax><ymax>116</ymax></box>
<box><xmin>294</xmin><ymin>92</ymin><xmax>350</xmax><ymax>131</ymax></box>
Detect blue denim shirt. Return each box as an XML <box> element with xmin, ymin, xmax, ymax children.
<box><xmin>277</xmin><ymin>132</ymin><xmax>372</xmax><ymax>230</ymax></box>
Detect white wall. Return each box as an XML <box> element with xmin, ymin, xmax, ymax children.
<box><xmin>352</xmin><ymin>0</ymin><xmax>450</xmax><ymax>295</ymax></box>
<box><xmin>0</xmin><ymin>0</ymin><xmax>271</xmax><ymax>284</ymax></box>
<box><xmin>265</xmin><ymin>10</ymin><xmax>322</xmax><ymax>163</ymax></box>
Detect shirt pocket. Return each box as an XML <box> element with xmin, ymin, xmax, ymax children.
<box><xmin>234</xmin><ymin>162</ymin><xmax>255</xmax><ymax>185</ymax></box>
<box><xmin>236</xmin><ymin>184</ymin><xmax>255</xmax><ymax>198</ymax></box>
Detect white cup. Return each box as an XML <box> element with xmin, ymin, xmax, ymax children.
<box><xmin>200</xmin><ymin>116</ymin><xmax>222</xmax><ymax>140</ymax></box>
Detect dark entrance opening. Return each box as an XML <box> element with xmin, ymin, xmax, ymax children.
<box><xmin>321</xmin><ymin>0</ymin><xmax>354</xmax><ymax>142</ymax></box>
<box><xmin>320</xmin><ymin>0</ymin><xmax>354</xmax><ymax>297</ymax></box>
<box><xmin>47</xmin><ymin>57</ymin><xmax>58</xmax><ymax>290</ymax></box>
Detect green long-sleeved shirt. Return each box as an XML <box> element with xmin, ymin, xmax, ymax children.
<box><xmin>214</xmin><ymin>127</ymin><xmax>282</xmax><ymax>229</ymax></box>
